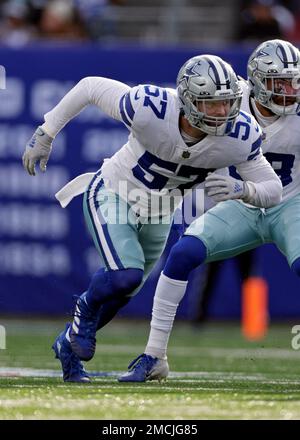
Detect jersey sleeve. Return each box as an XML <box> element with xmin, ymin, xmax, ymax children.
<box><xmin>241</xmin><ymin>111</ymin><xmax>264</xmax><ymax>162</ymax></box>
<box><xmin>43</xmin><ymin>76</ymin><xmax>130</xmax><ymax>138</ymax></box>
<box><xmin>228</xmin><ymin>111</ymin><xmax>282</xmax><ymax>207</ymax></box>
<box><xmin>118</xmin><ymin>86</ymin><xmax>139</xmax><ymax>129</ymax></box>
<box><xmin>236</xmin><ymin>153</ymin><xmax>282</xmax><ymax>208</ymax></box>
<box><xmin>118</xmin><ymin>84</ymin><xmax>169</xmax><ymax>133</ymax></box>
<box><xmin>235</xmin><ymin>116</ymin><xmax>283</xmax><ymax>208</ymax></box>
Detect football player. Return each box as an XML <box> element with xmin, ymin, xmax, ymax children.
<box><xmin>22</xmin><ymin>54</ymin><xmax>281</xmax><ymax>382</ymax></box>
<box><xmin>119</xmin><ymin>39</ymin><xmax>300</xmax><ymax>383</ymax></box>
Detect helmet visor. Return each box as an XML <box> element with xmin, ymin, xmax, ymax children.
<box><xmin>192</xmin><ymin>95</ymin><xmax>242</xmax><ymax>133</ymax></box>
<box><xmin>265</xmin><ymin>76</ymin><xmax>300</xmax><ymax>107</ymax></box>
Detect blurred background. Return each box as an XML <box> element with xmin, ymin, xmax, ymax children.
<box><xmin>0</xmin><ymin>0</ymin><xmax>300</xmax><ymax>326</ymax></box>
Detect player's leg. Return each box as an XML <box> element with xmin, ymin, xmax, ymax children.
<box><xmin>52</xmin><ymin>323</ymin><xmax>90</xmax><ymax>383</ymax></box>
<box><xmin>269</xmin><ymin>194</ymin><xmax>300</xmax><ymax>277</ymax></box>
<box><xmin>148</xmin><ymin>202</ymin><xmax>262</xmax><ymax>350</ymax></box>
<box><xmin>118</xmin><ymin>219</ymin><xmax>175</xmax><ymax>381</ymax></box>
<box><xmin>95</xmin><ymin>219</ymin><xmax>173</xmax><ymax>332</ymax></box>
<box><xmin>53</xmin><ymin>175</ymin><xmax>146</xmax><ymax>384</ymax></box>
<box><xmin>119</xmin><ymin>200</ymin><xmax>262</xmax><ymax>382</ymax></box>
<box><xmin>69</xmin><ymin>177</ymin><xmax>146</xmax><ymax>361</ymax></box>
<box><xmin>53</xmin><ymin>178</ymin><xmax>146</xmax><ymax>378</ymax></box>
<box><xmin>138</xmin><ymin>220</ymin><xmax>174</xmax><ymax>279</ymax></box>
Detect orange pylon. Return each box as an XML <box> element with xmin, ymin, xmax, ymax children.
<box><xmin>242</xmin><ymin>276</ymin><xmax>268</xmax><ymax>341</ymax></box>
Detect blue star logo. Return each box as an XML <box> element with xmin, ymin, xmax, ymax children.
<box><xmin>184</xmin><ymin>62</ymin><xmax>202</xmax><ymax>78</ymax></box>
<box><xmin>256</xmin><ymin>49</ymin><xmax>269</xmax><ymax>58</ymax></box>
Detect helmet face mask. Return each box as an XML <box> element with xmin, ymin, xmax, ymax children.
<box><xmin>191</xmin><ymin>96</ymin><xmax>242</xmax><ymax>134</ymax></box>
<box><xmin>248</xmin><ymin>40</ymin><xmax>300</xmax><ymax>115</ymax></box>
<box><xmin>177</xmin><ymin>55</ymin><xmax>243</xmax><ymax>136</ymax></box>
<box><xmin>265</xmin><ymin>76</ymin><xmax>300</xmax><ymax>114</ymax></box>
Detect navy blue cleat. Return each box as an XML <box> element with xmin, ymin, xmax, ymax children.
<box><xmin>69</xmin><ymin>293</ymin><xmax>98</xmax><ymax>361</ymax></box>
<box><xmin>52</xmin><ymin>324</ymin><xmax>90</xmax><ymax>383</ymax></box>
<box><xmin>118</xmin><ymin>353</ymin><xmax>169</xmax><ymax>383</ymax></box>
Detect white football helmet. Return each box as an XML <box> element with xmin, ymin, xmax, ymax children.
<box><xmin>248</xmin><ymin>39</ymin><xmax>300</xmax><ymax>115</ymax></box>
<box><xmin>177</xmin><ymin>55</ymin><xmax>242</xmax><ymax>136</ymax></box>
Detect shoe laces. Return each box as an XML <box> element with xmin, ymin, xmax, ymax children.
<box><xmin>128</xmin><ymin>353</ymin><xmax>155</xmax><ymax>372</ymax></box>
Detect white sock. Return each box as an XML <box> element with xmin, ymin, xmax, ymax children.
<box><xmin>145</xmin><ymin>272</ymin><xmax>188</xmax><ymax>359</ymax></box>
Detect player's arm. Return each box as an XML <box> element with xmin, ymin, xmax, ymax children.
<box><xmin>205</xmin><ymin>151</ymin><xmax>282</xmax><ymax>208</ymax></box>
<box><xmin>235</xmin><ymin>152</ymin><xmax>282</xmax><ymax>207</ymax></box>
<box><xmin>22</xmin><ymin>77</ymin><xmax>130</xmax><ymax>175</ymax></box>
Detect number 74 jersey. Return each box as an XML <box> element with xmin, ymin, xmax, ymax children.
<box><xmin>100</xmin><ymin>84</ymin><xmax>263</xmax><ymax>218</ymax></box>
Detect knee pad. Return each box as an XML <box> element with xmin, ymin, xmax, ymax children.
<box><xmin>164</xmin><ymin>235</ymin><xmax>207</xmax><ymax>280</ymax></box>
<box><xmin>88</xmin><ymin>267</ymin><xmax>144</xmax><ymax>305</ymax></box>
<box><xmin>291</xmin><ymin>257</ymin><xmax>300</xmax><ymax>277</ymax></box>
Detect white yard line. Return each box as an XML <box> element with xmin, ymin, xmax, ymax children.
<box><xmin>96</xmin><ymin>344</ymin><xmax>300</xmax><ymax>359</ymax></box>
<box><xmin>1</xmin><ymin>367</ymin><xmax>300</xmax><ymax>386</ymax></box>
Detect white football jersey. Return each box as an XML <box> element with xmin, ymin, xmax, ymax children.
<box><xmin>100</xmin><ymin>84</ymin><xmax>263</xmax><ymax>217</ymax></box>
<box><xmin>238</xmin><ymin>79</ymin><xmax>300</xmax><ymax>203</ymax></box>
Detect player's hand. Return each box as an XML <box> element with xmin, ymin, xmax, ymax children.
<box><xmin>22</xmin><ymin>126</ymin><xmax>53</xmax><ymax>176</ymax></box>
<box><xmin>205</xmin><ymin>173</ymin><xmax>245</xmax><ymax>203</ymax></box>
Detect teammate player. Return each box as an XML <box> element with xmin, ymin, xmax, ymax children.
<box><xmin>119</xmin><ymin>39</ymin><xmax>300</xmax><ymax>383</ymax></box>
<box><xmin>22</xmin><ymin>54</ymin><xmax>281</xmax><ymax>382</ymax></box>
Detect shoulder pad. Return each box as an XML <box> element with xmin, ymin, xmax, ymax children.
<box><xmin>119</xmin><ymin>84</ymin><xmax>170</xmax><ymax>129</ymax></box>
<box><xmin>228</xmin><ymin>110</ymin><xmax>262</xmax><ymax>161</ymax></box>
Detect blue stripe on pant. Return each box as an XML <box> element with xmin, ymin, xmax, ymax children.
<box><xmin>84</xmin><ymin>172</ymin><xmax>124</xmax><ymax>270</ymax></box>
<box><xmin>83</xmin><ymin>174</ymin><xmax>173</xmax><ymax>281</ymax></box>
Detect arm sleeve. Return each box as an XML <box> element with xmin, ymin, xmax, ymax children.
<box><xmin>236</xmin><ymin>152</ymin><xmax>283</xmax><ymax>208</ymax></box>
<box><xmin>42</xmin><ymin>77</ymin><xmax>130</xmax><ymax>138</ymax></box>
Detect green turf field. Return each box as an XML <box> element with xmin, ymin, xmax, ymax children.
<box><xmin>0</xmin><ymin>317</ymin><xmax>300</xmax><ymax>420</ymax></box>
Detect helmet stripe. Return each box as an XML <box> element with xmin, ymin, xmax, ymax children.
<box><xmin>277</xmin><ymin>41</ymin><xmax>298</xmax><ymax>67</ymax></box>
<box><xmin>204</xmin><ymin>56</ymin><xmax>229</xmax><ymax>90</ymax></box>
<box><xmin>281</xmin><ymin>40</ymin><xmax>297</xmax><ymax>64</ymax></box>
<box><xmin>287</xmin><ymin>43</ymin><xmax>298</xmax><ymax>64</ymax></box>
<box><xmin>218</xmin><ymin>59</ymin><xmax>231</xmax><ymax>89</ymax></box>
<box><xmin>277</xmin><ymin>42</ymin><xmax>289</xmax><ymax>68</ymax></box>
<box><xmin>203</xmin><ymin>56</ymin><xmax>221</xmax><ymax>89</ymax></box>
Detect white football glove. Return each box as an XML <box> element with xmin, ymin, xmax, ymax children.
<box><xmin>22</xmin><ymin>126</ymin><xmax>53</xmax><ymax>176</ymax></box>
<box><xmin>205</xmin><ymin>173</ymin><xmax>245</xmax><ymax>203</ymax></box>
